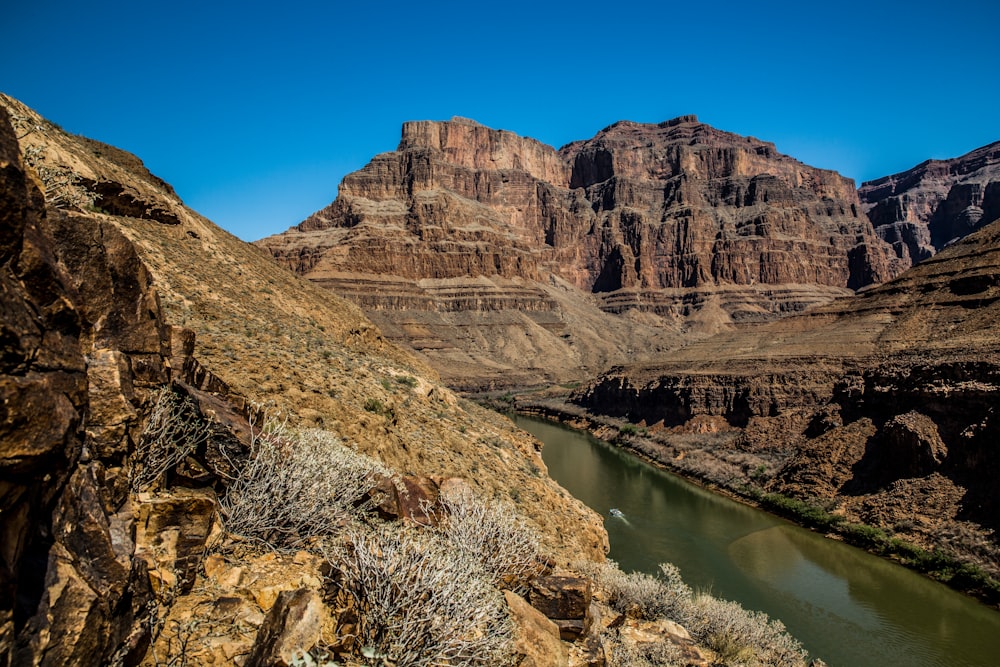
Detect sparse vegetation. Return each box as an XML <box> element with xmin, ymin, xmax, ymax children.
<box><xmin>760</xmin><ymin>493</ymin><xmax>844</xmax><ymax>532</ymax></box>
<box><xmin>330</xmin><ymin>522</ymin><xmax>516</xmax><ymax>667</ymax></box>
<box><xmin>363</xmin><ymin>397</ymin><xmax>395</xmax><ymax>420</ymax></box>
<box><xmin>209</xmin><ymin>411</ymin><xmax>560</xmax><ymax>664</ymax></box>
<box><xmin>132</xmin><ymin>388</ymin><xmax>213</xmax><ymax>493</ymax></box>
<box><xmin>618</xmin><ymin>423</ymin><xmax>640</xmax><ymax>436</ymax></box>
<box><xmin>395</xmin><ymin>374</ymin><xmax>418</xmax><ymax>388</ymax></box>
<box><xmin>220</xmin><ymin>419</ymin><xmax>390</xmax><ymax>549</ymax></box>
<box><xmin>584</xmin><ymin>560</ymin><xmax>808</xmax><ymax>667</ymax></box>
<box><xmin>428</xmin><ymin>484</ymin><xmax>544</xmax><ymax>593</ymax></box>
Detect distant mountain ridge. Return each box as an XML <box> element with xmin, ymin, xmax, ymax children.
<box><xmin>260</xmin><ymin>115</ymin><xmax>917</xmax><ymax>388</ymax></box>
<box><xmin>860</xmin><ymin>140</ymin><xmax>1000</xmax><ymax>263</ymax></box>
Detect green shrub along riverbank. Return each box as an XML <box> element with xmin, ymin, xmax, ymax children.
<box><xmin>745</xmin><ymin>489</ymin><xmax>1000</xmax><ymax>605</ymax></box>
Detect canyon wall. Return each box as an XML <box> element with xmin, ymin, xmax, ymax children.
<box><xmin>573</xmin><ymin>210</ymin><xmax>1000</xmax><ymax>571</ymax></box>
<box><xmin>860</xmin><ymin>140</ymin><xmax>1000</xmax><ymax>264</ymax></box>
<box><xmin>261</xmin><ymin>116</ymin><xmax>907</xmax><ymax>388</ymax></box>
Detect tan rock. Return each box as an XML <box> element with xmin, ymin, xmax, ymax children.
<box><xmin>134</xmin><ymin>488</ymin><xmax>218</xmax><ymax>596</ymax></box>
<box><xmin>504</xmin><ymin>590</ymin><xmax>567</xmax><ymax>667</ymax></box>
<box><xmin>245</xmin><ymin>588</ymin><xmax>324</xmax><ymax>667</ymax></box>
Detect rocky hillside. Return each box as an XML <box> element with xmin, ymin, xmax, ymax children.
<box><xmin>860</xmin><ymin>140</ymin><xmax>1000</xmax><ymax>264</ymax></box>
<box><xmin>259</xmin><ymin>116</ymin><xmax>906</xmax><ymax>389</ymax></box>
<box><xmin>0</xmin><ymin>96</ymin><xmax>609</xmax><ymax>665</ymax></box>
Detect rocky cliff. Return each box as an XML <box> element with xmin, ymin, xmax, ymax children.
<box><xmin>260</xmin><ymin>116</ymin><xmax>906</xmax><ymax>389</ymax></box>
<box><xmin>860</xmin><ymin>140</ymin><xmax>1000</xmax><ymax>264</ymax></box>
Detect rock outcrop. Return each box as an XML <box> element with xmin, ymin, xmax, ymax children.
<box><xmin>260</xmin><ymin>116</ymin><xmax>905</xmax><ymax>389</ymax></box>
<box><xmin>0</xmin><ymin>103</ymin><xmax>238</xmax><ymax>665</ymax></box>
<box><xmin>860</xmin><ymin>140</ymin><xmax>1000</xmax><ymax>264</ymax></box>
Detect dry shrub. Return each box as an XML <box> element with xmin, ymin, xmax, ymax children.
<box><xmin>685</xmin><ymin>594</ymin><xmax>806</xmax><ymax>667</ymax></box>
<box><xmin>585</xmin><ymin>561</ymin><xmax>807</xmax><ymax>667</ymax></box>
<box><xmin>586</xmin><ymin>561</ymin><xmax>690</xmax><ymax>621</ymax></box>
<box><xmin>605</xmin><ymin>638</ymin><xmax>687</xmax><ymax>667</ymax></box>
<box><xmin>132</xmin><ymin>388</ymin><xmax>212</xmax><ymax>493</ymax></box>
<box><xmin>221</xmin><ymin>423</ymin><xmax>389</xmax><ymax>549</ymax></box>
<box><xmin>432</xmin><ymin>484</ymin><xmax>544</xmax><ymax>593</ymax></box>
<box><xmin>331</xmin><ymin>522</ymin><xmax>515</xmax><ymax>667</ymax></box>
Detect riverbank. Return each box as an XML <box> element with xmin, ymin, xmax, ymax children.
<box><xmin>500</xmin><ymin>391</ymin><xmax>1000</xmax><ymax>609</ymax></box>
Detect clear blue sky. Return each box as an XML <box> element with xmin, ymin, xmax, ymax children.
<box><xmin>4</xmin><ymin>1</ymin><xmax>998</xmax><ymax>241</ymax></box>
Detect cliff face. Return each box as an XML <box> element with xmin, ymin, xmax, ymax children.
<box><xmin>859</xmin><ymin>141</ymin><xmax>1000</xmax><ymax>264</ymax></box>
<box><xmin>560</xmin><ymin>117</ymin><xmax>901</xmax><ymax>293</ymax></box>
<box><xmin>0</xmin><ymin>104</ymin><xmax>207</xmax><ymax>664</ymax></box>
<box><xmin>261</xmin><ymin>116</ymin><xmax>905</xmax><ymax>388</ymax></box>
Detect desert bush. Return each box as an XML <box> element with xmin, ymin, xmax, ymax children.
<box><xmin>331</xmin><ymin>523</ymin><xmax>515</xmax><ymax>667</ymax></box>
<box><xmin>221</xmin><ymin>424</ymin><xmax>390</xmax><ymax>549</ymax></box>
<box><xmin>604</xmin><ymin>635</ymin><xmax>687</xmax><ymax>667</ymax></box>
<box><xmin>583</xmin><ymin>560</ymin><xmax>806</xmax><ymax>666</ymax></box>
<box><xmin>684</xmin><ymin>594</ymin><xmax>807</xmax><ymax>667</ymax></box>
<box><xmin>21</xmin><ymin>143</ymin><xmax>95</xmax><ymax>210</ymax></box>
<box><xmin>761</xmin><ymin>493</ymin><xmax>843</xmax><ymax>532</ymax></box>
<box><xmin>395</xmin><ymin>374</ymin><xmax>418</xmax><ymax>388</ymax></box>
<box><xmin>585</xmin><ymin>561</ymin><xmax>691</xmax><ymax>621</ymax></box>
<box><xmin>430</xmin><ymin>484</ymin><xmax>544</xmax><ymax>593</ymax></box>
<box><xmin>842</xmin><ymin>523</ymin><xmax>890</xmax><ymax>550</ymax></box>
<box><xmin>363</xmin><ymin>397</ymin><xmax>394</xmax><ymax>419</ymax></box>
<box><xmin>132</xmin><ymin>388</ymin><xmax>213</xmax><ymax>493</ymax></box>
<box><xmin>618</xmin><ymin>423</ymin><xmax>640</xmax><ymax>436</ymax></box>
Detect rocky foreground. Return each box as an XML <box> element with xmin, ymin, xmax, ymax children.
<box><xmin>0</xmin><ymin>95</ymin><xmax>821</xmax><ymax>665</ymax></box>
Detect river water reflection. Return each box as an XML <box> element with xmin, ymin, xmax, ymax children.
<box><xmin>515</xmin><ymin>415</ymin><xmax>1000</xmax><ymax>667</ymax></box>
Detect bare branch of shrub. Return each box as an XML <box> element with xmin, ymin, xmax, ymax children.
<box><xmin>605</xmin><ymin>637</ymin><xmax>687</xmax><ymax>667</ymax></box>
<box><xmin>220</xmin><ymin>423</ymin><xmax>390</xmax><ymax>549</ymax></box>
<box><xmin>426</xmin><ymin>484</ymin><xmax>544</xmax><ymax>594</ymax></box>
<box><xmin>582</xmin><ymin>560</ymin><xmax>808</xmax><ymax>666</ymax></box>
<box><xmin>685</xmin><ymin>594</ymin><xmax>806</xmax><ymax>667</ymax></box>
<box><xmin>330</xmin><ymin>522</ymin><xmax>515</xmax><ymax>667</ymax></box>
<box><xmin>132</xmin><ymin>388</ymin><xmax>213</xmax><ymax>493</ymax></box>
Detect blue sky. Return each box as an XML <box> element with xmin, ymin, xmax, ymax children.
<box><xmin>4</xmin><ymin>1</ymin><xmax>998</xmax><ymax>241</ymax></box>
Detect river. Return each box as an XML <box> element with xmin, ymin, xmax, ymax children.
<box><xmin>514</xmin><ymin>415</ymin><xmax>1000</xmax><ymax>667</ymax></box>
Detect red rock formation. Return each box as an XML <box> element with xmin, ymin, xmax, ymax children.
<box><xmin>572</xmin><ymin>213</ymin><xmax>1000</xmax><ymax>582</ymax></box>
<box><xmin>260</xmin><ymin>116</ymin><xmax>906</xmax><ymax>387</ymax></box>
<box><xmin>859</xmin><ymin>140</ymin><xmax>1000</xmax><ymax>264</ymax></box>
<box><xmin>560</xmin><ymin>117</ymin><xmax>902</xmax><ymax>293</ymax></box>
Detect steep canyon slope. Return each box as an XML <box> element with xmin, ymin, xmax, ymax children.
<box><xmin>861</xmin><ymin>140</ymin><xmax>1000</xmax><ymax>264</ymax></box>
<box><xmin>260</xmin><ymin>116</ymin><xmax>906</xmax><ymax>389</ymax></box>
<box><xmin>0</xmin><ymin>95</ymin><xmax>612</xmax><ymax>664</ymax></box>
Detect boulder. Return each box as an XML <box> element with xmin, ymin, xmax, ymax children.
<box><xmin>504</xmin><ymin>590</ymin><xmax>568</xmax><ymax>667</ymax></box>
<box><xmin>134</xmin><ymin>488</ymin><xmax>218</xmax><ymax>595</ymax></box>
<box><xmin>529</xmin><ymin>574</ymin><xmax>593</xmax><ymax>620</ymax></box>
<box><xmin>245</xmin><ymin>588</ymin><xmax>323</xmax><ymax>667</ymax></box>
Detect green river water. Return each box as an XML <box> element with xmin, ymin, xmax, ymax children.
<box><xmin>514</xmin><ymin>415</ymin><xmax>1000</xmax><ymax>667</ymax></box>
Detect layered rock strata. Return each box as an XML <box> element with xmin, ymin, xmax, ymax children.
<box><xmin>260</xmin><ymin>116</ymin><xmax>904</xmax><ymax>388</ymax></box>
<box><xmin>860</xmin><ymin>140</ymin><xmax>1000</xmax><ymax>264</ymax></box>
